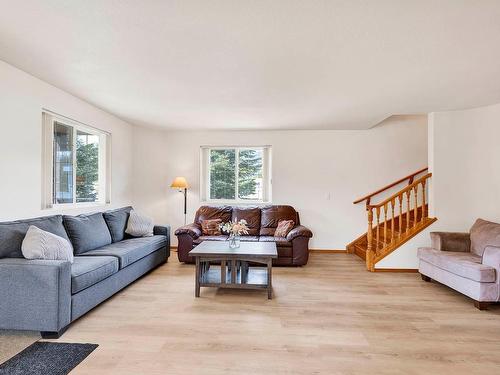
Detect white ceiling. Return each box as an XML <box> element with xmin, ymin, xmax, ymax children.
<box><xmin>1</xmin><ymin>1</ymin><xmax>500</xmax><ymax>130</ymax></box>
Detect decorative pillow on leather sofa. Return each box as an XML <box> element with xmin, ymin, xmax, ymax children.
<box><xmin>63</xmin><ymin>213</ymin><xmax>112</xmax><ymax>255</ymax></box>
<box><xmin>126</xmin><ymin>210</ymin><xmax>154</xmax><ymax>237</ymax></box>
<box><xmin>274</xmin><ymin>220</ymin><xmax>295</xmax><ymax>237</ymax></box>
<box><xmin>201</xmin><ymin>219</ymin><xmax>222</xmax><ymax>235</ymax></box>
<box><xmin>21</xmin><ymin>225</ymin><xmax>74</xmax><ymax>263</ymax></box>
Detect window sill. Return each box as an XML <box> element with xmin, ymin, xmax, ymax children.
<box><xmin>200</xmin><ymin>201</ymin><xmax>272</xmax><ymax>206</ymax></box>
<box><xmin>43</xmin><ymin>202</ymin><xmax>109</xmax><ymax>212</ymax></box>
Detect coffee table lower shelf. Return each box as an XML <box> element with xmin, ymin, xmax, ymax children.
<box><xmin>195</xmin><ymin>260</ymin><xmax>274</xmax><ymax>299</ymax></box>
<box><xmin>200</xmin><ymin>266</ymin><xmax>269</xmax><ymax>289</ymax></box>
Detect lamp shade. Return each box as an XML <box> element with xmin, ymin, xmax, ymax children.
<box><xmin>170</xmin><ymin>176</ymin><xmax>189</xmax><ymax>189</ymax></box>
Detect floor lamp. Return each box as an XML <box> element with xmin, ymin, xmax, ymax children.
<box><xmin>170</xmin><ymin>177</ymin><xmax>189</xmax><ymax>225</ymax></box>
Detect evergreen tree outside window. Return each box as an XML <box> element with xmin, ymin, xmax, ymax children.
<box><xmin>204</xmin><ymin>146</ymin><xmax>271</xmax><ymax>203</ymax></box>
<box><xmin>43</xmin><ymin>112</ymin><xmax>109</xmax><ymax>208</ymax></box>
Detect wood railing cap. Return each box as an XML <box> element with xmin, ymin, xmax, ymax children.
<box><xmin>353</xmin><ymin>167</ymin><xmax>428</xmax><ymax>205</ymax></box>
<box><xmin>367</xmin><ymin>173</ymin><xmax>432</xmax><ymax>210</ymax></box>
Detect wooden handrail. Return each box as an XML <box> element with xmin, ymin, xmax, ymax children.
<box><xmin>353</xmin><ymin>167</ymin><xmax>428</xmax><ymax>206</ymax></box>
<box><xmin>367</xmin><ymin>173</ymin><xmax>432</xmax><ymax>209</ymax></box>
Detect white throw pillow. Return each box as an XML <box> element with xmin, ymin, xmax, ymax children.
<box><xmin>21</xmin><ymin>225</ymin><xmax>74</xmax><ymax>263</ymax></box>
<box><xmin>125</xmin><ymin>210</ymin><xmax>154</xmax><ymax>237</ymax></box>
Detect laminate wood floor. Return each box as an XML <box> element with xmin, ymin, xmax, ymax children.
<box><xmin>55</xmin><ymin>253</ymin><xmax>500</xmax><ymax>375</ymax></box>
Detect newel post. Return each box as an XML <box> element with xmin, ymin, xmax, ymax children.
<box><xmin>366</xmin><ymin>207</ymin><xmax>374</xmax><ymax>271</ymax></box>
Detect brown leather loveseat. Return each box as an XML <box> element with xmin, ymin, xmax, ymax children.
<box><xmin>175</xmin><ymin>205</ymin><xmax>312</xmax><ymax>266</ymax></box>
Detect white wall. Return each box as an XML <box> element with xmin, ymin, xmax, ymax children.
<box><xmin>429</xmin><ymin>104</ymin><xmax>500</xmax><ymax>228</ymax></box>
<box><xmin>0</xmin><ymin>60</ymin><xmax>135</xmax><ymax>220</ymax></box>
<box><xmin>132</xmin><ymin>115</ymin><xmax>428</xmax><ymax>249</ymax></box>
<box><xmin>378</xmin><ymin>102</ymin><xmax>500</xmax><ymax>268</ymax></box>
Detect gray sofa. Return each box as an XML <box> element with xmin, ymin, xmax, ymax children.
<box><xmin>0</xmin><ymin>206</ymin><xmax>170</xmax><ymax>338</ymax></box>
<box><xmin>418</xmin><ymin>218</ymin><xmax>500</xmax><ymax>310</ymax></box>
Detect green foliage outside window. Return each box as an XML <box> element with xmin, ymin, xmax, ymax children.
<box><xmin>238</xmin><ymin>149</ymin><xmax>263</xmax><ymax>199</ymax></box>
<box><xmin>209</xmin><ymin>148</ymin><xmax>263</xmax><ymax>200</ymax></box>
<box><xmin>76</xmin><ymin>135</ymin><xmax>99</xmax><ymax>202</ymax></box>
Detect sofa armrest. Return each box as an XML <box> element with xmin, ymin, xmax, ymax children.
<box><xmin>430</xmin><ymin>232</ymin><xmax>470</xmax><ymax>252</ymax></box>
<box><xmin>287</xmin><ymin>225</ymin><xmax>313</xmax><ymax>241</ymax></box>
<box><xmin>175</xmin><ymin>223</ymin><xmax>202</xmax><ymax>238</ymax></box>
<box><xmin>154</xmin><ymin>225</ymin><xmax>171</xmax><ymax>237</ymax></box>
<box><xmin>0</xmin><ymin>258</ymin><xmax>71</xmax><ymax>332</ymax></box>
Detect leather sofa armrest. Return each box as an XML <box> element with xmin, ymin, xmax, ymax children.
<box><xmin>175</xmin><ymin>223</ymin><xmax>202</xmax><ymax>238</ymax></box>
<box><xmin>287</xmin><ymin>225</ymin><xmax>313</xmax><ymax>241</ymax></box>
<box><xmin>430</xmin><ymin>232</ymin><xmax>470</xmax><ymax>252</ymax></box>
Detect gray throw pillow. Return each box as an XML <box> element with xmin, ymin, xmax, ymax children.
<box><xmin>125</xmin><ymin>210</ymin><xmax>154</xmax><ymax>237</ymax></box>
<box><xmin>63</xmin><ymin>212</ymin><xmax>112</xmax><ymax>254</ymax></box>
<box><xmin>103</xmin><ymin>206</ymin><xmax>133</xmax><ymax>242</ymax></box>
<box><xmin>21</xmin><ymin>226</ymin><xmax>74</xmax><ymax>263</ymax></box>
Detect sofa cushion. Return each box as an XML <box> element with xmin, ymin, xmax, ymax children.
<box><xmin>232</xmin><ymin>207</ymin><xmax>261</xmax><ymax>235</ymax></box>
<box><xmin>0</xmin><ymin>215</ymin><xmax>70</xmax><ymax>258</ymax></box>
<box><xmin>259</xmin><ymin>236</ymin><xmax>292</xmax><ymax>247</ymax></box>
<box><xmin>260</xmin><ymin>206</ymin><xmax>298</xmax><ymax>236</ymax></box>
<box><xmin>194</xmin><ymin>206</ymin><xmax>232</xmax><ymax>226</ymax></box>
<box><xmin>194</xmin><ymin>235</ymin><xmax>229</xmax><ymax>245</ymax></box>
<box><xmin>470</xmin><ymin>218</ymin><xmax>500</xmax><ymax>257</ymax></box>
<box><xmin>103</xmin><ymin>206</ymin><xmax>132</xmax><ymax>242</ymax></box>
<box><xmin>417</xmin><ymin>247</ymin><xmax>495</xmax><ymax>282</ymax></box>
<box><xmin>80</xmin><ymin>235</ymin><xmax>167</xmax><ymax>269</ymax></box>
<box><xmin>71</xmin><ymin>256</ymin><xmax>119</xmax><ymax>294</ymax></box>
<box><xmin>63</xmin><ymin>213</ymin><xmax>112</xmax><ymax>255</ymax></box>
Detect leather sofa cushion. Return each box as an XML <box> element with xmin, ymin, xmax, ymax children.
<box><xmin>470</xmin><ymin>218</ymin><xmax>500</xmax><ymax>257</ymax></box>
<box><xmin>418</xmin><ymin>247</ymin><xmax>495</xmax><ymax>282</ymax></box>
<box><xmin>232</xmin><ymin>207</ymin><xmax>261</xmax><ymax>235</ymax></box>
<box><xmin>195</xmin><ymin>206</ymin><xmax>232</xmax><ymax>226</ymax></box>
<box><xmin>259</xmin><ymin>236</ymin><xmax>292</xmax><ymax>247</ymax></box>
<box><xmin>194</xmin><ymin>235</ymin><xmax>229</xmax><ymax>244</ymax></box>
<box><xmin>63</xmin><ymin>213</ymin><xmax>112</xmax><ymax>255</ymax></box>
<box><xmin>260</xmin><ymin>206</ymin><xmax>298</xmax><ymax>236</ymax></box>
<box><xmin>103</xmin><ymin>206</ymin><xmax>133</xmax><ymax>243</ymax></box>
<box><xmin>0</xmin><ymin>215</ymin><xmax>70</xmax><ymax>258</ymax></box>
<box><xmin>71</xmin><ymin>256</ymin><xmax>119</xmax><ymax>294</ymax></box>
<box><xmin>80</xmin><ymin>235</ymin><xmax>167</xmax><ymax>269</ymax></box>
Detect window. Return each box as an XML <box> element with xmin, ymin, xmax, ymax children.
<box><xmin>42</xmin><ymin>112</ymin><xmax>110</xmax><ymax>208</ymax></box>
<box><xmin>200</xmin><ymin>146</ymin><xmax>271</xmax><ymax>203</ymax></box>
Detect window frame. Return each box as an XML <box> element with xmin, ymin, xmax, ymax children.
<box><xmin>200</xmin><ymin>145</ymin><xmax>272</xmax><ymax>204</ymax></box>
<box><xmin>42</xmin><ymin>111</ymin><xmax>111</xmax><ymax>209</ymax></box>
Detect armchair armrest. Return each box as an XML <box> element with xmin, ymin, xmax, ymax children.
<box><xmin>482</xmin><ymin>246</ymin><xmax>500</xmax><ymax>295</ymax></box>
<box><xmin>482</xmin><ymin>246</ymin><xmax>500</xmax><ymax>269</ymax></box>
<box><xmin>286</xmin><ymin>225</ymin><xmax>313</xmax><ymax>241</ymax></box>
<box><xmin>0</xmin><ymin>258</ymin><xmax>71</xmax><ymax>332</ymax></box>
<box><xmin>430</xmin><ymin>232</ymin><xmax>470</xmax><ymax>252</ymax></box>
<box><xmin>175</xmin><ymin>223</ymin><xmax>202</xmax><ymax>238</ymax></box>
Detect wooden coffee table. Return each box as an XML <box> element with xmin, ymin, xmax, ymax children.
<box><xmin>189</xmin><ymin>241</ymin><xmax>278</xmax><ymax>299</ymax></box>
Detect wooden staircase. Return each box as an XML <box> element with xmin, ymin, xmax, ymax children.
<box><xmin>347</xmin><ymin>168</ymin><xmax>437</xmax><ymax>271</ymax></box>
